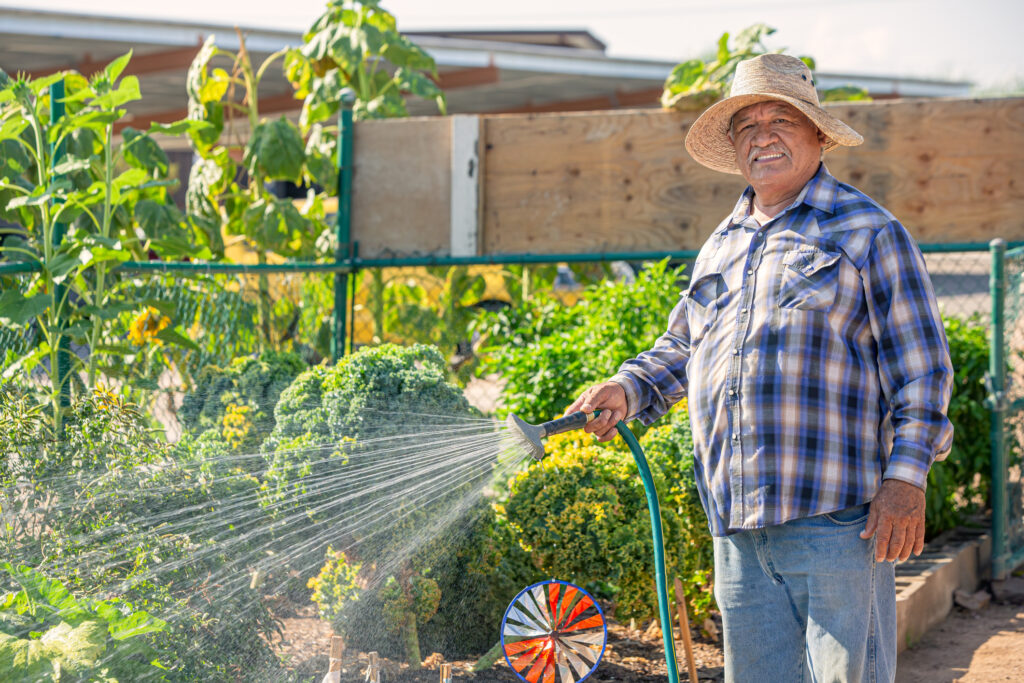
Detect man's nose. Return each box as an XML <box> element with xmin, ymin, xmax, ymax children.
<box><xmin>750</xmin><ymin>123</ymin><xmax>780</xmax><ymax>145</ymax></box>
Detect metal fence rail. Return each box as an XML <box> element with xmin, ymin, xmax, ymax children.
<box><xmin>989</xmin><ymin>239</ymin><xmax>1024</xmax><ymax>580</ymax></box>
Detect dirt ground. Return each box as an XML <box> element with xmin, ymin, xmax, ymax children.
<box><xmin>896</xmin><ymin>601</ymin><xmax>1024</xmax><ymax>683</ymax></box>
<box><xmin>273</xmin><ymin>592</ymin><xmax>1024</xmax><ymax>683</ymax></box>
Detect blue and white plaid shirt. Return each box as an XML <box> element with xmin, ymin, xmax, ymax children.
<box><xmin>613</xmin><ymin>164</ymin><xmax>954</xmax><ymax>536</ymax></box>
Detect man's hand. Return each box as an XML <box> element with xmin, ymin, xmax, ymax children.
<box><xmin>859</xmin><ymin>479</ymin><xmax>927</xmax><ymax>562</ymax></box>
<box><xmin>565</xmin><ymin>382</ymin><xmax>628</xmax><ymax>442</ymax></box>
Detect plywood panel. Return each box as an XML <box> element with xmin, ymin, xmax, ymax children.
<box><xmin>348</xmin><ymin>98</ymin><xmax>1024</xmax><ymax>258</ymax></box>
<box><xmin>480</xmin><ymin>98</ymin><xmax>1024</xmax><ymax>255</ymax></box>
<box><xmin>825</xmin><ymin>98</ymin><xmax>1024</xmax><ymax>243</ymax></box>
<box><xmin>351</xmin><ymin>117</ymin><xmax>451</xmax><ymax>257</ymax></box>
<box><xmin>482</xmin><ymin>109</ymin><xmax>746</xmax><ymax>255</ymax></box>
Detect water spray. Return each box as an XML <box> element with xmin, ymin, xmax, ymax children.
<box><xmin>503</xmin><ymin>411</ymin><xmax>681</xmax><ymax>683</ymax></box>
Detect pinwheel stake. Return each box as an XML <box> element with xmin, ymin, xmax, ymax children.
<box><xmin>501</xmin><ymin>579</ymin><xmax>607</xmax><ymax>683</ymax></box>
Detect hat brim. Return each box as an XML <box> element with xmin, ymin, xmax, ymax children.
<box><xmin>683</xmin><ymin>93</ymin><xmax>864</xmax><ymax>175</ymax></box>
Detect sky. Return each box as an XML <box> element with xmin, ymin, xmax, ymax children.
<box><xmin>12</xmin><ymin>0</ymin><xmax>1024</xmax><ymax>90</ymax></box>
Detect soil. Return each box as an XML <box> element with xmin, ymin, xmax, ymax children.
<box><xmin>270</xmin><ymin>600</ymin><xmax>724</xmax><ymax>683</ymax></box>
<box><xmin>271</xmin><ymin>592</ymin><xmax>1024</xmax><ymax>683</ymax></box>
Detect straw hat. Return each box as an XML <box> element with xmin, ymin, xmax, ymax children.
<box><xmin>684</xmin><ymin>53</ymin><xmax>863</xmax><ymax>174</ymax></box>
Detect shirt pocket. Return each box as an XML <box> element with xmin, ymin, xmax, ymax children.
<box><xmin>685</xmin><ymin>271</ymin><xmax>728</xmax><ymax>344</ymax></box>
<box><xmin>779</xmin><ymin>247</ymin><xmax>842</xmax><ymax>311</ymax></box>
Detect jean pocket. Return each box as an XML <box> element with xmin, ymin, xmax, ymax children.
<box><xmin>685</xmin><ymin>272</ymin><xmax>727</xmax><ymax>343</ymax></box>
<box><xmin>823</xmin><ymin>503</ymin><xmax>871</xmax><ymax>525</ymax></box>
<box><xmin>779</xmin><ymin>248</ymin><xmax>841</xmax><ymax>311</ymax></box>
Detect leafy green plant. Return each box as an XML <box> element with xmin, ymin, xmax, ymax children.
<box><xmin>185</xmin><ymin>33</ymin><xmax>334</xmax><ymax>346</ymax></box>
<box><xmin>0</xmin><ymin>388</ymin><xmax>284</xmax><ymax>679</ymax></box>
<box><xmin>0</xmin><ymin>563</ymin><xmax>166</xmax><ymax>681</ymax></box>
<box><xmin>925</xmin><ymin>316</ymin><xmax>992</xmax><ymax>537</ymax></box>
<box><xmin>502</xmin><ymin>430</ymin><xmax>684</xmax><ymax>621</ymax></box>
<box><xmin>474</xmin><ymin>258</ymin><xmax>689</xmax><ymax>425</ymax></box>
<box><xmin>285</xmin><ymin>0</ymin><xmax>446</xmax><ymax>126</ymax></box>
<box><xmin>661</xmin><ymin>24</ymin><xmax>868</xmax><ymax>111</ymax></box>
<box><xmin>178</xmin><ymin>349</ymin><xmax>307</xmax><ymax>448</ymax></box>
<box><xmin>638</xmin><ymin>402</ymin><xmax>716</xmax><ymax>628</ymax></box>
<box><xmin>0</xmin><ymin>58</ymin><xmax>205</xmax><ymax>429</ymax></box>
<box><xmin>260</xmin><ymin>343</ymin><xmax>495</xmax><ymax>668</ymax></box>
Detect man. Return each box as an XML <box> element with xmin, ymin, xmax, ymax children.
<box><xmin>567</xmin><ymin>53</ymin><xmax>953</xmax><ymax>682</ymax></box>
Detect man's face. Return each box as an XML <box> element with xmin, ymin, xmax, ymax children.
<box><xmin>729</xmin><ymin>101</ymin><xmax>826</xmax><ymax>198</ymax></box>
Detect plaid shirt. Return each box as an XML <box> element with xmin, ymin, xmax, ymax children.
<box><xmin>612</xmin><ymin>164</ymin><xmax>954</xmax><ymax>536</ymax></box>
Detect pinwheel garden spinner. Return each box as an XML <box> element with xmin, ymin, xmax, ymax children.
<box><xmin>501</xmin><ymin>579</ymin><xmax>608</xmax><ymax>683</ymax></box>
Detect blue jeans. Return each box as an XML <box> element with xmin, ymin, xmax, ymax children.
<box><xmin>712</xmin><ymin>503</ymin><xmax>896</xmax><ymax>683</ymax></box>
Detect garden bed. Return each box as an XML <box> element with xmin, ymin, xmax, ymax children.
<box><xmin>272</xmin><ymin>596</ymin><xmax>726</xmax><ymax>682</ymax></box>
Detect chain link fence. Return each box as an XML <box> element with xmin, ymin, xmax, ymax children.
<box><xmin>991</xmin><ymin>242</ymin><xmax>1024</xmax><ymax>579</ymax></box>
<box><xmin>0</xmin><ymin>246</ymin><xmax>1004</xmax><ymax>435</ymax></box>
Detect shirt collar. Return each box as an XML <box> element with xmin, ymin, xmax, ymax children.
<box><xmin>720</xmin><ymin>163</ymin><xmax>839</xmax><ymax>233</ymax></box>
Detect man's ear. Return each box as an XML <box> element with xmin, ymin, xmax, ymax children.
<box><xmin>817</xmin><ymin>129</ymin><xmax>828</xmax><ymax>146</ymax></box>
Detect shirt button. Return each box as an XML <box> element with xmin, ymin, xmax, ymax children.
<box><xmin>746</xmin><ymin>269</ymin><xmax>753</xmax><ymax>275</ymax></box>
<box><xmin>733</xmin><ymin>348</ymin><xmax>741</xmax><ymax>355</ymax></box>
<box><xmin>731</xmin><ymin>434</ymin><xmax>739</xmax><ymax>441</ymax></box>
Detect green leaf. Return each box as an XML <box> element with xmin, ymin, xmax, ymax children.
<box><xmin>52</xmin><ymin>156</ymin><xmax>92</xmax><ymax>176</ymax></box>
<box><xmin>121</xmin><ymin>128</ymin><xmax>169</xmax><ymax>176</ymax></box>
<box><xmin>107</xmin><ymin>610</ymin><xmax>166</xmax><ymax>640</ymax></box>
<box><xmin>199</xmin><ymin>68</ymin><xmax>231</xmax><ymax>104</ymax></box>
<box><xmin>246</xmin><ymin>116</ymin><xmax>305</xmax><ymax>182</ymax></box>
<box><xmin>92</xmin><ymin>74</ymin><xmax>141</xmax><ymax>110</ymax></box>
<box><xmin>155</xmin><ymin>326</ymin><xmax>200</xmax><ymax>352</ymax></box>
<box><xmin>28</xmin><ymin>73</ymin><xmax>65</xmax><ymax>95</ymax></box>
<box><xmin>149</xmin><ymin>118</ymin><xmax>215</xmax><ymax>137</ymax></box>
<box><xmin>716</xmin><ymin>32</ymin><xmax>731</xmax><ymax>65</ymax></box>
<box><xmin>105</xmin><ymin>51</ymin><xmax>133</xmax><ymax>83</ymax></box>
<box><xmin>135</xmin><ymin>199</ymin><xmax>184</xmax><ymax>237</ymax></box>
<box><xmin>46</xmin><ymin>250</ymin><xmax>82</xmax><ymax>284</ymax></box>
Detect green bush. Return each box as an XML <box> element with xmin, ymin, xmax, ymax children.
<box><xmin>638</xmin><ymin>403</ymin><xmax>716</xmax><ymax>625</ymax></box>
<box><xmin>502</xmin><ymin>430</ymin><xmax>685</xmax><ymax>621</ymax></box>
<box><xmin>261</xmin><ymin>343</ymin><xmax>511</xmax><ymax>666</ymax></box>
<box><xmin>0</xmin><ymin>388</ymin><xmax>283</xmax><ymax>680</ymax></box>
<box><xmin>926</xmin><ymin>316</ymin><xmax>992</xmax><ymax>537</ymax></box>
<box><xmin>178</xmin><ymin>349</ymin><xmax>307</xmax><ymax>449</ymax></box>
<box><xmin>474</xmin><ymin>258</ymin><xmax>688</xmax><ymax>425</ymax></box>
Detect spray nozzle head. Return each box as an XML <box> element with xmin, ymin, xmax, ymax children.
<box><xmin>505</xmin><ymin>411</ymin><xmax>597</xmax><ymax>461</ymax></box>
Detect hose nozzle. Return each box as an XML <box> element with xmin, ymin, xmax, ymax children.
<box><xmin>505</xmin><ymin>411</ymin><xmax>596</xmax><ymax>460</ymax></box>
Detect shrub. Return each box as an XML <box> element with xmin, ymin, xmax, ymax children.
<box><xmin>178</xmin><ymin>349</ymin><xmax>307</xmax><ymax>449</ymax></box>
<box><xmin>474</xmin><ymin>258</ymin><xmax>688</xmax><ymax>425</ymax></box>
<box><xmin>927</xmin><ymin>316</ymin><xmax>992</xmax><ymax>537</ymax></box>
<box><xmin>261</xmin><ymin>343</ymin><xmax>506</xmax><ymax>666</ymax></box>
<box><xmin>638</xmin><ymin>402</ymin><xmax>716</xmax><ymax>625</ymax></box>
<box><xmin>0</xmin><ymin>389</ymin><xmax>283</xmax><ymax>680</ymax></box>
<box><xmin>502</xmin><ymin>430</ymin><xmax>684</xmax><ymax>621</ymax></box>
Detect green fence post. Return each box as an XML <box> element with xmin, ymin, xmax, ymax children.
<box><xmin>988</xmin><ymin>238</ymin><xmax>1008</xmax><ymax>580</ymax></box>
<box><xmin>332</xmin><ymin>99</ymin><xmax>354</xmax><ymax>362</ymax></box>
<box><xmin>50</xmin><ymin>79</ymin><xmax>70</xmax><ymax>410</ymax></box>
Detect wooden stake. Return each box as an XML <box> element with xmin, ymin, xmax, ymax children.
<box><xmin>366</xmin><ymin>651</ymin><xmax>381</xmax><ymax>683</ymax></box>
<box><xmin>673</xmin><ymin>576</ymin><xmax>700</xmax><ymax>683</ymax></box>
<box><xmin>329</xmin><ymin>636</ymin><xmax>344</xmax><ymax>673</ymax></box>
<box><xmin>440</xmin><ymin>662</ymin><xmax>453</xmax><ymax>683</ymax></box>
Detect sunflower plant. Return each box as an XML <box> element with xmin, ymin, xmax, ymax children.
<box><xmin>0</xmin><ymin>56</ymin><xmax>206</xmax><ymax>429</ymax></box>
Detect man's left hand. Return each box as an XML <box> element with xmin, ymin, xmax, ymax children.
<box><xmin>859</xmin><ymin>479</ymin><xmax>926</xmax><ymax>562</ymax></box>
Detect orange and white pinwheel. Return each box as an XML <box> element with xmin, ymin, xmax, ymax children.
<box><xmin>501</xmin><ymin>580</ymin><xmax>607</xmax><ymax>683</ymax></box>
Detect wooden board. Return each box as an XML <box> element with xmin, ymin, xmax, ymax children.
<box><xmin>482</xmin><ymin>109</ymin><xmax>744</xmax><ymax>254</ymax></box>
<box><xmin>348</xmin><ymin>98</ymin><xmax>1024</xmax><ymax>258</ymax></box>
<box><xmin>351</xmin><ymin>117</ymin><xmax>451</xmax><ymax>257</ymax></box>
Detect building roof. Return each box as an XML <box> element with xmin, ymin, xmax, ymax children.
<box><xmin>1</xmin><ymin>7</ymin><xmax>974</xmax><ymax>134</ymax></box>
